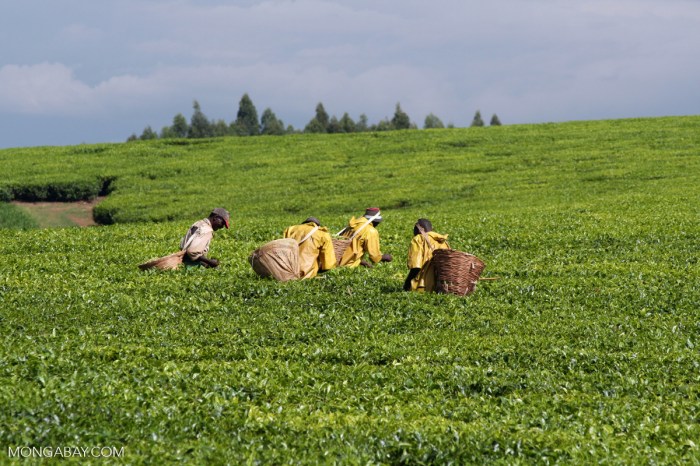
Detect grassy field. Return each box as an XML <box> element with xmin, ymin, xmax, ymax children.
<box><xmin>1</xmin><ymin>117</ymin><xmax>699</xmax><ymax>463</ymax></box>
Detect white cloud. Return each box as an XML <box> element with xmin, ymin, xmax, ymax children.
<box><xmin>0</xmin><ymin>63</ymin><xmax>93</xmax><ymax>115</ymax></box>
<box><xmin>0</xmin><ymin>63</ymin><xmax>162</xmax><ymax>116</ymax></box>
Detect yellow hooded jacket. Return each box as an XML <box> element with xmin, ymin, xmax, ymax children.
<box><xmin>339</xmin><ymin>216</ymin><xmax>383</xmax><ymax>267</ymax></box>
<box><xmin>407</xmin><ymin>230</ymin><xmax>449</xmax><ymax>292</ymax></box>
<box><xmin>283</xmin><ymin>222</ymin><xmax>336</xmax><ymax>279</ymax></box>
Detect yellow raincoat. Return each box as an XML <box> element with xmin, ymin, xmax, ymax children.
<box><xmin>283</xmin><ymin>222</ymin><xmax>336</xmax><ymax>279</ymax></box>
<box><xmin>407</xmin><ymin>231</ymin><xmax>449</xmax><ymax>292</ymax></box>
<box><xmin>339</xmin><ymin>216</ymin><xmax>383</xmax><ymax>267</ymax></box>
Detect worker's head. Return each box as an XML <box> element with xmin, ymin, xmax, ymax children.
<box><xmin>364</xmin><ymin>207</ymin><xmax>383</xmax><ymax>226</ymax></box>
<box><xmin>303</xmin><ymin>216</ymin><xmax>321</xmax><ymax>226</ymax></box>
<box><xmin>414</xmin><ymin>218</ymin><xmax>432</xmax><ymax>236</ymax></box>
<box><xmin>209</xmin><ymin>207</ymin><xmax>230</xmax><ymax>230</ymax></box>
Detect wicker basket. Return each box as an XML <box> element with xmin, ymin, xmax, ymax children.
<box><xmin>332</xmin><ymin>238</ymin><xmax>351</xmax><ymax>266</ymax></box>
<box><xmin>431</xmin><ymin>249</ymin><xmax>485</xmax><ymax>296</ymax></box>
<box><xmin>138</xmin><ymin>250</ymin><xmax>186</xmax><ymax>271</ymax></box>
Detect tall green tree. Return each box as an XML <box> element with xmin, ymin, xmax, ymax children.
<box><xmin>423</xmin><ymin>113</ymin><xmax>445</xmax><ymax>129</ymax></box>
<box><xmin>314</xmin><ymin>103</ymin><xmax>329</xmax><ymax>130</ymax></box>
<box><xmin>391</xmin><ymin>103</ymin><xmax>411</xmax><ymax>130</ymax></box>
<box><xmin>304</xmin><ymin>103</ymin><xmax>330</xmax><ymax>133</ymax></box>
<box><xmin>490</xmin><ymin>114</ymin><xmax>502</xmax><ymax>126</ymax></box>
<box><xmin>211</xmin><ymin>119</ymin><xmax>230</xmax><ymax>137</ymax></box>
<box><xmin>172</xmin><ymin>113</ymin><xmax>189</xmax><ymax>138</ymax></box>
<box><xmin>160</xmin><ymin>126</ymin><xmax>176</xmax><ymax>139</ymax></box>
<box><xmin>234</xmin><ymin>93</ymin><xmax>260</xmax><ymax>136</ymax></box>
<box><xmin>140</xmin><ymin>126</ymin><xmax>157</xmax><ymax>140</ymax></box>
<box><xmin>304</xmin><ymin>118</ymin><xmax>326</xmax><ymax>133</ymax></box>
<box><xmin>339</xmin><ymin>113</ymin><xmax>356</xmax><ymax>133</ymax></box>
<box><xmin>327</xmin><ymin>115</ymin><xmax>342</xmax><ymax>134</ymax></box>
<box><xmin>356</xmin><ymin>114</ymin><xmax>369</xmax><ymax>132</ymax></box>
<box><xmin>471</xmin><ymin>110</ymin><xmax>485</xmax><ymax>127</ymax></box>
<box><xmin>261</xmin><ymin>108</ymin><xmax>286</xmax><ymax>135</ymax></box>
<box><xmin>188</xmin><ymin>100</ymin><xmax>212</xmax><ymax>138</ymax></box>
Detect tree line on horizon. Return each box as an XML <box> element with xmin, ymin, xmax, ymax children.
<box><xmin>127</xmin><ymin>93</ymin><xmax>502</xmax><ymax>141</ymax></box>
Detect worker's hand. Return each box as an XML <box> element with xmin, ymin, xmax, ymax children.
<box><xmin>360</xmin><ymin>260</ymin><xmax>373</xmax><ymax>268</ymax></box>
<box><xmin>381</xmin><ymin>254</ymin><xmax>393</xmax><ymax>262</ymax></box>
<box><xmin>201</xmin><ymin>257</ymin><xmax>219</xmax><ymax>268</ymax></box>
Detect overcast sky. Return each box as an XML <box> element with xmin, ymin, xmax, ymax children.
<box><xmin>1</xmin><ymin>0</ymin><xmax>699</xmax><ymax>149</ymax></box>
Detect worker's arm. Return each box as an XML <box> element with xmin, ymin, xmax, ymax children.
<box><xmin>318</xmin><ymin>233</ymin><xmax>337</xmax><ymax>272</ymax></box>
<box><xmin>403</xmin><ymin>268</ymin><xmax>420</xmax><ymax>291</ymax></box>
<box><xmin>403</xmin><ymin>236</ymin><xmax>424</xmax><ymax>290</ymax></box>
<box><xmin>365</xmin><ymin>229</ymin><xmax>384</xmax><ymax>263</ymax></box>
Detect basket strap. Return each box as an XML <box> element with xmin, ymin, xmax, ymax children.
<box><xmin>415</xmin><ymin>223</ymin><xmax>435</xmax><ymax>252</ymax></box>
<box><xmin>180</xmin><ymin>229</ymin><xmax>198</xmax><ymax>251</ymax></box>
<box><xmin>298</xmin><ymin>225</ymin><xmax>320</xmax><ymax>245</ymax></box>
<box><xmin>336</xmin><ymin>212</ymin><xmax>381</xmax><ymax>239</ymax></box>
<box><xmin>351</xmin><ymin>213</ymin><xmax>381</xmax><ymax>239</ymax></box>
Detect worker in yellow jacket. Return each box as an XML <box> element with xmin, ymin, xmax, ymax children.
<box><xmin>338</xmin><ymin>207</ymin><xmax>392</xmax><ymax>268</ymax></box>
<box><xmin>403</xmin><ymin>218</ymin><xmax>450</xmax><ymax>291</ymax></box>
<box><xmin>283</xmin><ymin>217</ymin><xmax>336</xmax><ymax>279</ymax></box>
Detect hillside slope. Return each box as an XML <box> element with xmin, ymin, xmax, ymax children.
<box><xmin>1</xmin><ymin>117</ymin><xmax>699</xmax><ymax>463</ymax></box>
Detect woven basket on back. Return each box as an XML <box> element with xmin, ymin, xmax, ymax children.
<box><xmin>138</xmin><ymin>250</ymin><xmax>186</xmax><ymax>271</ymax></box>
<box><xmin>431</xmin><ymin>249</ymin><xmax>485</xmax><ymax>296</ymax></box>
<box><xmin>332</xmin><ymin>238</ymin><xmax>351</xmax><ymax>266</ymax></box>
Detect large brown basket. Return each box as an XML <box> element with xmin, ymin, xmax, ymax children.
<box><xmin>432</xmin><ymin>249</ymin><xmax>485</xmax><ymax>296</ymax></box>
<box><xmin>332</xmin><ymin>238</ymin><xmax>351</xmax><ymax>266</ymax></box>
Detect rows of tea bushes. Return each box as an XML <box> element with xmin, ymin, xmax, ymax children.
<box><xmin>1</xmin><ymin>116</ymin><xmax>698</xmax><ymax>225</ymax></box>
<box><xmin>1</xmin><ymin>116</ymin><xmax>699</xmax><ymax>462</ymax></box>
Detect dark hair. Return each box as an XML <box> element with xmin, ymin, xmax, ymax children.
<box><xmin>414</xmin><ymin>218</ymin><xmax>433</xmax><ymax>234</ymax></box>
<box><xmin>303</xmin><ymin>217</ymin><xmax>321</xmax><ymax>226</ymax></box>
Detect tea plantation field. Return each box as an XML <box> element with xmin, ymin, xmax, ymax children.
<box><xmin>1</xmin><ymin>117</ymin><xmax>699</xmax><ymax>463</ymax></box>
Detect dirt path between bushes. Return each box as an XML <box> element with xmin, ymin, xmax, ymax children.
<box><xmin>12</xmin><ymin>197</ymin><xmax>105</xmax><ymax>228</ymax></box>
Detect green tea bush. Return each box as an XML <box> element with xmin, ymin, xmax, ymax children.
<box><xmin>0</xmin><ymin>186</ymin><xmax>10</xmax><ymax>202</ymax></box>
<box><xmin>0</xmin><ymin>117</ymin><xmax>698</xmax><ymax>463</ymax></box>
<box><xmin>10</xmin><ymin>178</ymin><xmax>104</xmax><ymax>202</ymax></box>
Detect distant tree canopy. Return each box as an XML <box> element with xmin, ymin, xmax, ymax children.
<box><xmin>233</xmin><ymin>93</ymin><xmax>260</xmax><ymax>136</ymax></box>
<box><xmin>471</xmin><ymin>110</ymin><xmax>485</xmax><ymax>128</ymax></box>
<box><xmin>128</xmin><ymin>93</ymin><xmax>503</xmax><ymax>141</ymax></box>
<box><xmin>424</xmin><ymin>113</ymin><xmax>445</xmax><ymax>129</ymax></box>
<box><xmin>189</xmin><ymin>101</ymin><xmax>212</xmax><ymax>138</ymax></box>
<box><xmin>391</xmin><ymin>103</ymin><xmax>412</xmax><ymax>130</ymax></box>
<box><xmin>261</xmin><ymin>108</ymin><xmax>285</xmax><ymax>136</ymax></box>
<box><xmin>304</xmin><ymin>103</ymin><xmax>330</xmax><ymax>133</ymax></box>
<box><xmin>140</xmin><ymin>126</ymin><xmax>157</xmax><ymax>140</ymax></box>
<box><xmin>172</xmin><ymin>113</ymin><xmax>188</xmax><ymax>138</ymax></box>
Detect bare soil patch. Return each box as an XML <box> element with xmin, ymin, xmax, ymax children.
<box><xmin>12</xmin><ymin>197</ymin><xmax>105</xmax><ymax>228</ymax></box>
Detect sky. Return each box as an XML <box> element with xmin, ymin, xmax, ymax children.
<box><xmin>1</xmin><ymin>0</ymin><xmax>699</xmax><ymax>149</ymax></box>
